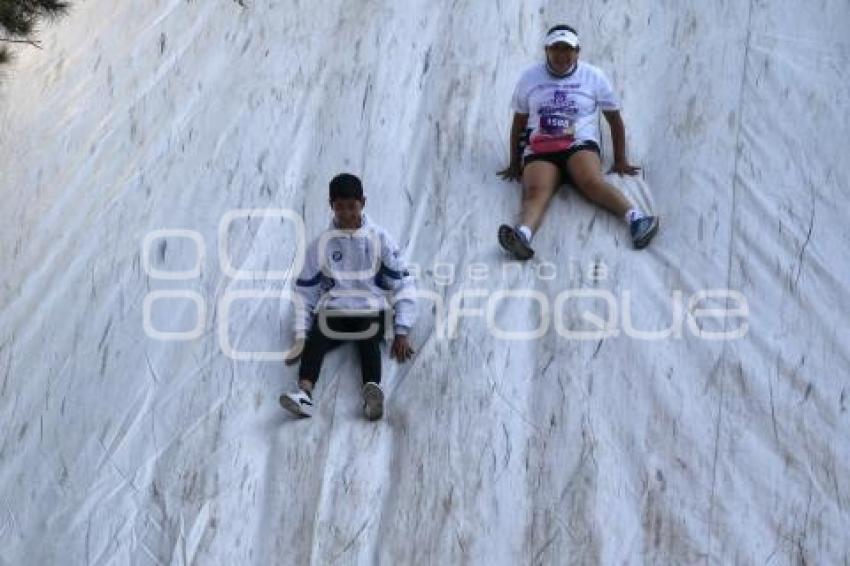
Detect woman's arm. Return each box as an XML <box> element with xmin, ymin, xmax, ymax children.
<box><xmin>497</xmin><ymin>112</ymin><xmax>529</xmax><ymax>181</ymax></box>
<box><xmin>603</xmin><ymin>109</ymin><xmax>641</xmax><ymax>176</ymax></box>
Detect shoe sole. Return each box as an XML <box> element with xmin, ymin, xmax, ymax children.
<box><xmin>363</xmin><ymin>383</ymin><xmax>384</xmax><ymax>421</ymax></box>
<box><xmin>498</xmin><ymin>224</ymin><xmax>534</xmax><ymax>260</ymax></box>
<box><xmin>633</xmin><ymin>218</ymin><xmax>660</xmax><ymax>250</ymax></box>
<box><xmin>280</xmin><ymin>394</ymin><xmax>312</xmax><ymax>417</ymax></box>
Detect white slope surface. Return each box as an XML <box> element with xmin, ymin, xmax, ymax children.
<box><xmin>1</xmin><ymin>0</ymin><xmax>849</xmax><ymax>564</ymax></box>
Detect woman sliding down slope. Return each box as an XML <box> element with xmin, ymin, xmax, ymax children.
<box><xmin>497</xmin><ymin>24</ymin><xmax>659</xmax><ymax>259</ymax></box>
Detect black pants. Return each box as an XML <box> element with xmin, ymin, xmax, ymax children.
<box><xmin>298</xmin><ymin>311</ymin><xmax>389</xmax><ymax>386</ymax></box>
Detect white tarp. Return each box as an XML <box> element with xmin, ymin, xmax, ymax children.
<box><xmin>1</xmin><ymin>0</ymin><xmax>848</xmax><ymax>563</ymax></box>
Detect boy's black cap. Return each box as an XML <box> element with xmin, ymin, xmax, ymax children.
<box><xmin>329</xmin><ymin>173</ymin><xmax>364</xmax><ymax>201</ymax></box>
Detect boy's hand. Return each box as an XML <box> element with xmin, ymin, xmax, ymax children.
<box><xmin>391</xmin><ymin>335</ymin><xmax>415</xmax><ymax>362</ymax></box>
<box><xmin>285</xmin><ymin>338</ymin><xmax>305</xmax><ymax>366</ymax></box>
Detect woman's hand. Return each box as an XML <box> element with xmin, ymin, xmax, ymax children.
<box><xmin>498</xmin><ymin>161</ymin><xmax>523</xmax><ymax>181</ymax></box>
<box><xmin>608</xmin><ymin>160</ymin><xmax>641</xmax><ymax>176</ymax></box>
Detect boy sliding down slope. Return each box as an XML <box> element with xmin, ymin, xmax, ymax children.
<box><xmin>281</xmin><ymin>174</ymin><xmax>416</xmax><ymax>421</ymax></box>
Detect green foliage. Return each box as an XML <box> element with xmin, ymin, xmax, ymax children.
<box><xmin>0</xmin><ymin>0</ymin><xmax>70</xmax><ymax>64</ymax></box>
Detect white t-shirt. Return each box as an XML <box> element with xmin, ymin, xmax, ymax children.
<box><xmin>511</xmin><ymin>61</ymin><xmax>619</xmax><ymax>156</ymax></box>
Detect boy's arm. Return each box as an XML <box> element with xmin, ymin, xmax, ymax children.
<box><xmin>390</xmin><ymin>281</ymin><xmax>416</xmax><ymax>361</ymax></box>
<box><xmin>391</xmin><ymin>285</ymin><xmax>416</xmax><ymax>336</ymax></box>
<box><xmin>293</xmin><ymin>240</ymin><xmax>324</xmax><ymax>338</ymax></box>
<box><xmin>377</xmin><ymin>230</ymin><xmax>417</xmax><ymax>335</ymax></box>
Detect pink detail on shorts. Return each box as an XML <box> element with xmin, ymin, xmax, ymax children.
<box><xmin>529</xmin><ymin>133</ymin><xmax>575</xmax><ymax>154</ymax></box>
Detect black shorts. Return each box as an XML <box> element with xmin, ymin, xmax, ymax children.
<box><xmin>523</xmin><ymin>140</ymin><xmax>601</xmax><ymax>187</ymax></box>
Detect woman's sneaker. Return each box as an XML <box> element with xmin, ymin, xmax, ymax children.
<box><xmin>362</xmin><ymin>382</ymin><xmax>384</xmax><ymax>421</ymax></box>
<box><xmin>280</xmin><ymin>389</ymin><xmax>314</xmax><ymax>417</ymax></box>
<box><xmin>630</xmin><ymin>216</ymin><xmax>659</xmax><ymax>249</ymax></box>
<box><xmin>498</xmin><ymin>224</ymin><xmax>535</xmax><ymax>260</ymax></box>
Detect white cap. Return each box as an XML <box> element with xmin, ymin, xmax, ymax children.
<box><xmin>545</xmin><ymin>29</ymin><xmax>579</xmax><ymax>48</ymax></box>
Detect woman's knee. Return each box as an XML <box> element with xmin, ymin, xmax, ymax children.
<box><xmin>574</xmin><ymin>176</ymin><xmax>607</xmax><ymax>197</ymax></box>
<box><xmin>523</xmin><ymin>182</ymin><xmax>555</xmax><ymax>203</ymax></box>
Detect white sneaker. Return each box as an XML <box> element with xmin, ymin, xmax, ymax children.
<box><xmin>280</xmin><ymin>390</ymin><xmax>314</xmax><ymax>417</ymax></box>
<box><xmin>362</xmin><ymin>382</ymin><xmax>384</xmax><ymax>421</ymax></box>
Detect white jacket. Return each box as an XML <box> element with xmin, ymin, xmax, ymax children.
<box><xmin>294</xmin><ymin>214</ymin><xmax>416</xmax><ymax>337</ymax></box>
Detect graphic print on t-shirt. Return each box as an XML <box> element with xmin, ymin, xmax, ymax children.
<box><xmin>530</xmin><ymin>89</ymin><xmax>578</xmax><ymax>154</ymax></box>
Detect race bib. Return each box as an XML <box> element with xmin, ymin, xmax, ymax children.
<box><xmin>530</xmin><ymin>115</ymin><xmax>575</xmax><ymax>154</ymax></box>
<box><xmin>540</xmin><ymin>113</ymin><xmax>572</xmax><ymax>132</ymax></box>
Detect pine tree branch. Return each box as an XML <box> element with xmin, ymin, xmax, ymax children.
<box><xmin>0</xmin><ymin>37</ymin><xmax>43</xmax><ymax>49</ymax></box>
